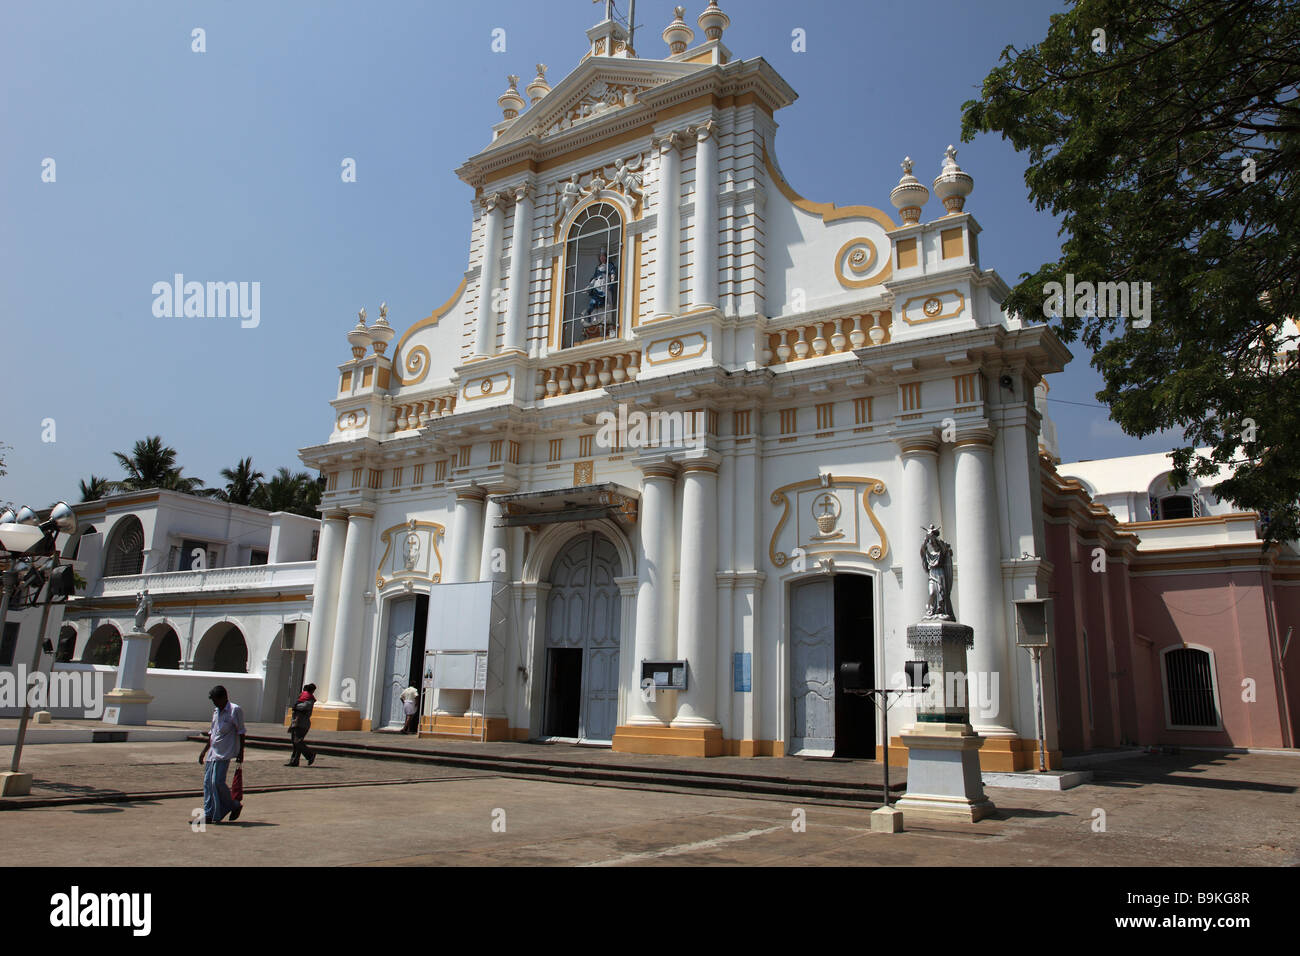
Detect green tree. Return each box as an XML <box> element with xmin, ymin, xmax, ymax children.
<box><xmin>110</xmin><ymin>436</ymin><xmax>210</xmax><ymax>496</ymax></box>
<box><xmin>79</xmin><ymin>475</ymin><xmax>112</xmax><ymax>502</ymax></box>
<box><xmin>252</xmin><ymin>467</ymin><xmax>323</xmax><ymax>517</ymax></box>
<box><xmin>961</xmin><ymin>0</ymin><xmax>1300</xmax><ymax>540</ymax></box>
<box><xmin>216</xmin><ymin>457</ymin><xmax>265</xmax><ymax>506</ymax></box>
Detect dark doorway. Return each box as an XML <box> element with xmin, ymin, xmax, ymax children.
<box><xmin>408</xmin><ymin>595</ymin><xmax>429</xmax><ymax>690</ymax></box>
<box><xmin>544</xmin><ymin>648</ymin><xmax>583</xmax><ymax>737</ymax></box>
<box><xmin>833</xmin><ymin>574</ymin><xmax>876</xmax><ymax>758</ymax></box>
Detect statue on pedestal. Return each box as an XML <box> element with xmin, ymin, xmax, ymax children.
<box><xmin>133</xmin><ymin>589</ymin><xmax>152</xmax><ymax>633</ymax></box>
<box><xmin>920</xmin><ymin>525</ymin><xmax>954</xmax><ymax>621</ymax></box>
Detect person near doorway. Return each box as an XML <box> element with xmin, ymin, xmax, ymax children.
<box><xmin>286</xmin><ymin>683</ymin><xmax>317</xmax><ymax>767</ymax></box>
<box><xmin>197</xmin><ymin>685</ymin><xmax>245</xmax><ymax>823</ymax></box>
<box><xmin>400</xmin><ymin>686</ymin><xmax>420</xmax><ymax>734</ymax></box>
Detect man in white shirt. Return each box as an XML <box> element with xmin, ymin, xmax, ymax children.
<box><xmin>197</xmin><ymin>685</ymin><xmax>245</xmax><ymax>823</ymax></box>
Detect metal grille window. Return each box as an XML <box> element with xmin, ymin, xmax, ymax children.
<box><xmin>561</xmin><ymin>203</ymin><xmax>622</xmax><ymax>349</ymax></box>
<box><xmin>104</xmin><ymin>516</ymin><xmax>145</xmax><ymax>577</ymax></box>
<box><xmin>1164</xmin><ymin>647</ymin><xmax>1220</xmax><ymax>728</ymax></box>
<box><xmin>1156</xmin><ymin>494</ymin><xmax>1195</xmax><ymax>520</ymax></box>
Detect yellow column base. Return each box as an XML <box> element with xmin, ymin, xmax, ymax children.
<box><xmin>876</xmin><ymin>735</ymin><xmax>1062</xmax><ymax>771</ymax></box>
<box><xmin>722</xmin><ymin>739</ymin><xmax>785</xmax><ymax>757</ymax></box>
<box><xmin>309</xmin><ymin>707</ymin><xmax>363</xmax><ymax>732</ymax></box>
<box><xmin>417</xmin><ymin>714</ymin><xmax>510</xmax><ymax>741</ymax></box>
<box><xmin>611</xmin><ymin>724</ymin><xmax>724</xmax><ymax>757</ymax></box>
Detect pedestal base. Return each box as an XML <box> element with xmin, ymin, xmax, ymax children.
<box><xmin>0</xmin><ymin>771</ymin><xmax>33</xmax><ymax>796</ymax></box>
<box><xmin>871</xmin><ymin>806</ymin><xmax>904</xmax><ymax>833</ymax></box>
<box><xmin>897</xmin><ymin>727</ymin><xmax>996</xmax><ymax>824</ymax></box>
<box><xmin>310</xmin><ymin>706</ymin><xmax>362</xmax><ymax>732</ymax></box>
<box><xmin>611</xmin><ymin>724</ymin><xmax>724</xmax><ymax>757</ymax></box>
<box><xmin>102</xmin><ymin>688</ymin><xmax>154</xmax><ymax>726</ymax></box>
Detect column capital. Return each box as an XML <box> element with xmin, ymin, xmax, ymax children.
<box><xmin>321</xmin><ymin>508</ymin><xmax>350</xmax><ymax>521</ymax></box>
<box><xmin>953</xmin><ymin>425</ymin><xmax>996</xmax><ymax>449</ymax></box>
<box><xmin>692</xmin><ymin>119</ymin><xmax>717</xmax><ymax>141</ymax></box>
<box><xmin>632</xmin><ymin>451</ymin><xmax>679</xmax><ymax>479</ymax></box>
<box><xmin>449</xmin><ymin>480</ymin><xmax>487</xmax><ymax>501</ymax></box>
<box><xmin>345</xmin><ymin>507</ymin><xmax>375</xmax><ymax>520</ymax></box>
<box><xmin>679</xmin><ymin>448</ymin><xmax>722</xmax><ymax>474</ymax></box>
<box><xmin>892</xmin><ymin>428</ymin><xmax>940</xmax><ymax>456</ymax></box>
<box><xmin>512</xmin><ymin>181</ymin><xmax>535</xmax><ymax>203</ymax></box>
<box><xmin>654</xmin><ymin>129</ymin><xmax>689</xmax><ymax>153</ymax></box>
<box><xmin>481</xmin><ymin>190</ymin><xmax>509</xmax><ymax>213</ymax></box>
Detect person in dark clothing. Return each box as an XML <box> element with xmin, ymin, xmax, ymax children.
<box><xmin>286</xmin><ymin>683</ymin><xmax>317</xmax><ymax>767</ymax></box>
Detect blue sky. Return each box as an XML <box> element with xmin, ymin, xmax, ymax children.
<box><xmin>0</xmin><ymin>0</ymin><xmax>1174</xmax><ymax>510</ymax></box>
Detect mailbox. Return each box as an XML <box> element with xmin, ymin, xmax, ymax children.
<box><xmin>838</xmin><ymin>661</ymin><xmax>871</xmax><ymax>690</ymax></box>
<box><xmin>641</xmin><ymin>660</ymin><xmax>687</xmax><ymax>691</ymax></box>
<box><xmin>1014</xmin><ymin>599</ymin><xmax>1053</xmax><ymax>647</ymax></box>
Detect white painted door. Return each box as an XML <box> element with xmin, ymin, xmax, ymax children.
<box><xmin>791</xmin><ymin>577</ymin><xmax>835</xmax><ymax>755</ymax></box>
<box><xmin>380</xmin><ymin>597</ymin><xmax>416</xmax><ymax>729</ymax></box>
<box><xmin>544</xmin><ymin>533</ymin><xmax>623</xmax><ymax>742</ymax></box>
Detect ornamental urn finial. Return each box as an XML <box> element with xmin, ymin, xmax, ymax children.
<box><xmin>347</xmin><ymin>308</ymin><xmax>370</xmax><ymax>358</ymax></box>
<box><xmin>697</xmin><ymin>0</ymin><xmax>730</xmax><ymax>42</ymax></box>
<box><xmin>369</xmin><ymin>301</ymin><xmax>395</xmax><ymax>356</ymax></box>
<box><xmin>890</xmin><ymin>156</ymin><xmax>929</xmax><ymax>225</ymax></box>
<box><xmin>525</xmin><ymin>64</ymin><xmax>551</xmax><ymax>103</ymax></box>
<box><xmin>932</xmin><ymin>145</ymin><xmax>974</xmax><ymax>215</ymax></box>
<box><xmin>663</xmin><ymin>6</ymin><xmax>694</xmax><ymax>54</ymax></box>
<box><xmin>498</xmin><ymin>74</ymin><xmax>525</xmax><ymax>120</ymax></box>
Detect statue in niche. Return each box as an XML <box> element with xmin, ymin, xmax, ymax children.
<box><xmin>920</xmin><ymin>524</ymin><xmax>954</xmax><ymax>621</ymax></box>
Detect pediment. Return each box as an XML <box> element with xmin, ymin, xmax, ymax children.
<box><xmin>491</xmin><ymin>58</ymin><xmax>704</xmax><ymax>150</ymax></box>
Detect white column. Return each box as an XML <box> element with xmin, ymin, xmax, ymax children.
<box><xmin>479</xmin><ymin>496</ymin><xmax>510</xmax><ymax>721</ymax></box>
<box><xmin>326</xmin><ymin>508</ymin><xmax>374</xmax><ymax>709</ymax></box>
<box><xmin>303</xmin><ymin>508</ymin><xmax>348</xmax><ymax>696</ymax></box>
<box><xmin>503</xmin><ymin>183</ymin><xmax>533</xmax><ymax>353</ymax></box>
<box><xmin>447</xmin><ymin>487</ymin><xmax>486</xmax><ymax>584</ymax></box>
<box><xmin>474</xmin><ymin>192</ymin><xmax>505</xmax><ymax>357</ymax></box>
<box><xmin>628</xmin><ymin>457</ymin><xmax>677</xmax><ymax>724</ymax></box>
<box><xmin>954</xmin><ymin>431</ymin><xmax>1014</xmax><ymax>735</ymax></box>
<box><xmin>691</xmin><ymin>121</ymin><xmax>718</xmax><ymax>311</ymax></box>
<box><xmin>674</xmin><ymin>451</ymin><xmax>721</xmax><ymax>727</ymax></box>
<box><xmin>652</xmin><ymin>132</ymin><xmax>682</xmax><ymax>319</ymax></box>
<box><xmin>896</xmin><ymin>435</ymin><xmax>942</xmax><ymax>622</ymax></box>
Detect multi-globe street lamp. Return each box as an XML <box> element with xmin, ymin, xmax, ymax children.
<box><xmin>0</xmin><ymin>502</ymin><xmax>79</xmax><ymax>796</ymax></box>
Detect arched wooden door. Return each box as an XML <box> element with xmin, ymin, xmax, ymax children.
<box><xmin>543</xmin><ymin>532</ymin><xmax>622</xmax><ymax>742</ymax></box>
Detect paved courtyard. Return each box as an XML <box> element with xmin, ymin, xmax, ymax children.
<box><xmin>0</xmin><ymin>742</ymin><xmax>1295</xmax><ymax>866</ymax></box>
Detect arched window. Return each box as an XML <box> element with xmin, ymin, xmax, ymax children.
<box><xmin>1162</xmin><ymin>646</ymin><xmax>1221</xmax><ymax>729</ymax></box>
<box><xmin>560</xmin><ymin>202</ymin><xmax>622</xmax><ymax>349</ymax></box>
<box><xmin>104</xmin><ymin>516</ymin><xmax>145</xmax><ymax>577</ymax></box>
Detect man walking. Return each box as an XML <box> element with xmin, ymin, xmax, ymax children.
<box><xmin>286</xmin><ymin>682</ymin><xmax>317</xmax><ymax>766</ymax></box>
<box><xmin>197</xmin><ymin>685</ymin><xmax>245</xmax><ymax>823</ymax></box>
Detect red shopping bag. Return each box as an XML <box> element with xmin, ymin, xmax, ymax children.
<box><xmin>230</xmin><ymin>766</ymin><xmax>244</xmax><ymax>802</ymax></box>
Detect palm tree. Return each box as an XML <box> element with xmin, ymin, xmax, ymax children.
<box><xmin>253</xmin><ymin>468</ymin><xmax>323</xmax><ymax>517</ymax></box>
<box><xmin>110</xmin><ymin>436</ymin><xmax>209</xmax><ymax>496</ymax></box>
<box><xmin>216</xmin><ymin>457</ymin><xmax>264</xmax><ymax>505</ymax></box>
<box><xmin>79</xmin><ymin>475</ymin><xmax>112</xmax><ymax>501</ymax></box>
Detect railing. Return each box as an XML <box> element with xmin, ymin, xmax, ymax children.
<box><xmin>391</xmin><ymin>390</ymin><xmax>458</xmax><ymax>432</ymax></box>
<box><xmin>98</xmin><ymin>561</ymin><xmax>317</xmax><ymax>596</ymax></box>
<box><xmin>537</xmin><ymin>348</ymin><xmax>642</xmax><ymax>399</ymax></box>
<box><xmin>762</xmin><ymin>311</ymin><xmax>891</xmax><ymax>366</ymax></box>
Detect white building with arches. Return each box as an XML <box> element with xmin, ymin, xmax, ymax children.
<box><xmin>54</xmin><ymin>490</ymin><xmax>318</xmax><ymax>722</ymax></box>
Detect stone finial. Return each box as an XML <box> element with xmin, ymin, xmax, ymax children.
<box><xmin>370</xmin><ymin>301</ymin><xmax>395</xmax><ymax>356</ymax></box>
<box><xmin>663</xmin><ymin>6</ymin><xmax>694</xmax><ymax>54</ymax></box>
<box><xmin>890</xmin><ymin>156</ymin><xmax>929</xmax><ymax>225</ymax></box>
<box><xmin>932</xmin><ymin>144</ymin><xmax>974</xmax><ymax>215</ymax></box>
<box><xmin>525</xmin><ymin>63</ymin><xmax>551</xmax><ymax>103</ymax></box>
<box><xmin>498</xmin><ymin>74</ymin><xmax>525</xmax><ymax>120</ymax></box>
<box><xmin>698</xmin><ymin>0</ymin><xmax>730</xmax><ymax>41</ymax></box>
<box><xmin>348</xmin><ymin>308</ymin><xmax>370</xmax><ymax>358</ymax></box>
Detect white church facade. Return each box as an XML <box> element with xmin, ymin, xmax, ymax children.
<box><xmin>296</xmin><ymin>3</ymin><xmax>1071</xmax><ymax>769</ymax></box>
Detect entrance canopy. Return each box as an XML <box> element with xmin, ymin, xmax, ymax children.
<box><xmin>496</xmin><ymin>483</ymin><xmax>638</xmax><ymax>528</ymax></box>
